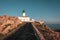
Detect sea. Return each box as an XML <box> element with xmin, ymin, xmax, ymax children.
<box><xmin>46</xmin><ymin>24</ymin><xmax>60</xmax><ymax>30</ymax></box>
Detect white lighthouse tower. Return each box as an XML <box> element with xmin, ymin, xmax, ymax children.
<box><xmin>22</xmin><ymin>10</ymin><xmax>26</xmax><ymax>17</ymax></box>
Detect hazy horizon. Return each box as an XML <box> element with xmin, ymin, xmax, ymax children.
<box><xmin>0</xmin><ymin>0</ymin><xmax>60</xmax><ymax>24</ymax></box>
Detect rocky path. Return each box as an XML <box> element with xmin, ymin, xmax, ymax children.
<box><xmin>4</xmin><ymin>23</ymin><xmax>39</xmax><ymax>40</ymax></box>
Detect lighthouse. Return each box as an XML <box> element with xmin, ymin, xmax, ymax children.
<box><xmin>18</xmin><ymin>10</ymin><xmax>30</xmax><ymax>22</ymax></box>
<box><xmin>22</xmin><ymin>10</ymin><xmax>26</xmax><ymax>17</ymax></box>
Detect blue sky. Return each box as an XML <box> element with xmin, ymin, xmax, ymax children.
<box><xmin>0</xmin><ymin>0</ymin><xmax>60</xmax><ymax>24</ymax></box>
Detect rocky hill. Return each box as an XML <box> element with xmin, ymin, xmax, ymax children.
<box><xmin>0</xmin><ymin>15</ymin><xmax>22</xmax><ymax>35</ymax></box>
<box><xmin>0</xmin><ymin>15</ymin><xmax>60</xmax><ymax>40</ymax></box>
<box><xmin>32</xmin><ymin>22</ymin><xmax>60</xmax><ymax>40</ymax></box>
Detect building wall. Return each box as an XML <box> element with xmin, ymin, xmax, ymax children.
<box><xmin>18</xmin><ymin>17</ymin><xmax>30</xmax><ymax>22</ymax></box>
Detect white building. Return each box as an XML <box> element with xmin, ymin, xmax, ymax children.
<box><xmin>18</xmin><ymin>10</ymin><xmax>31</xmax><ymax>22</ymax></box>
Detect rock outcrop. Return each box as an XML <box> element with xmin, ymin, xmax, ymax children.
<box><xmin>0</xmin><ymin>15</ymin><xmax>22</xmax><ymax>35</ymax></box>
<box><xmin>32</xmin><ymin>22</ymin><xmax>60</xmax><ymax>40</ymax></box>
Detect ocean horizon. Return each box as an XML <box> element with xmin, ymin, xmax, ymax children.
<box><xmin>46</xmin><ymin>23</ymin><xmax>60</xmax><ymax>30</ymax></box>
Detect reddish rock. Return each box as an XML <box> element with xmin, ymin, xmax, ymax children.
<box><xmin>33</xmin><ymin>22</ymin><xmax>60</xmax><ymax>40</ymax></box>
<box><xmin>0</xmin><ymin>15</ymin><xmax>22</xmax><ymax>35</ymax></box>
